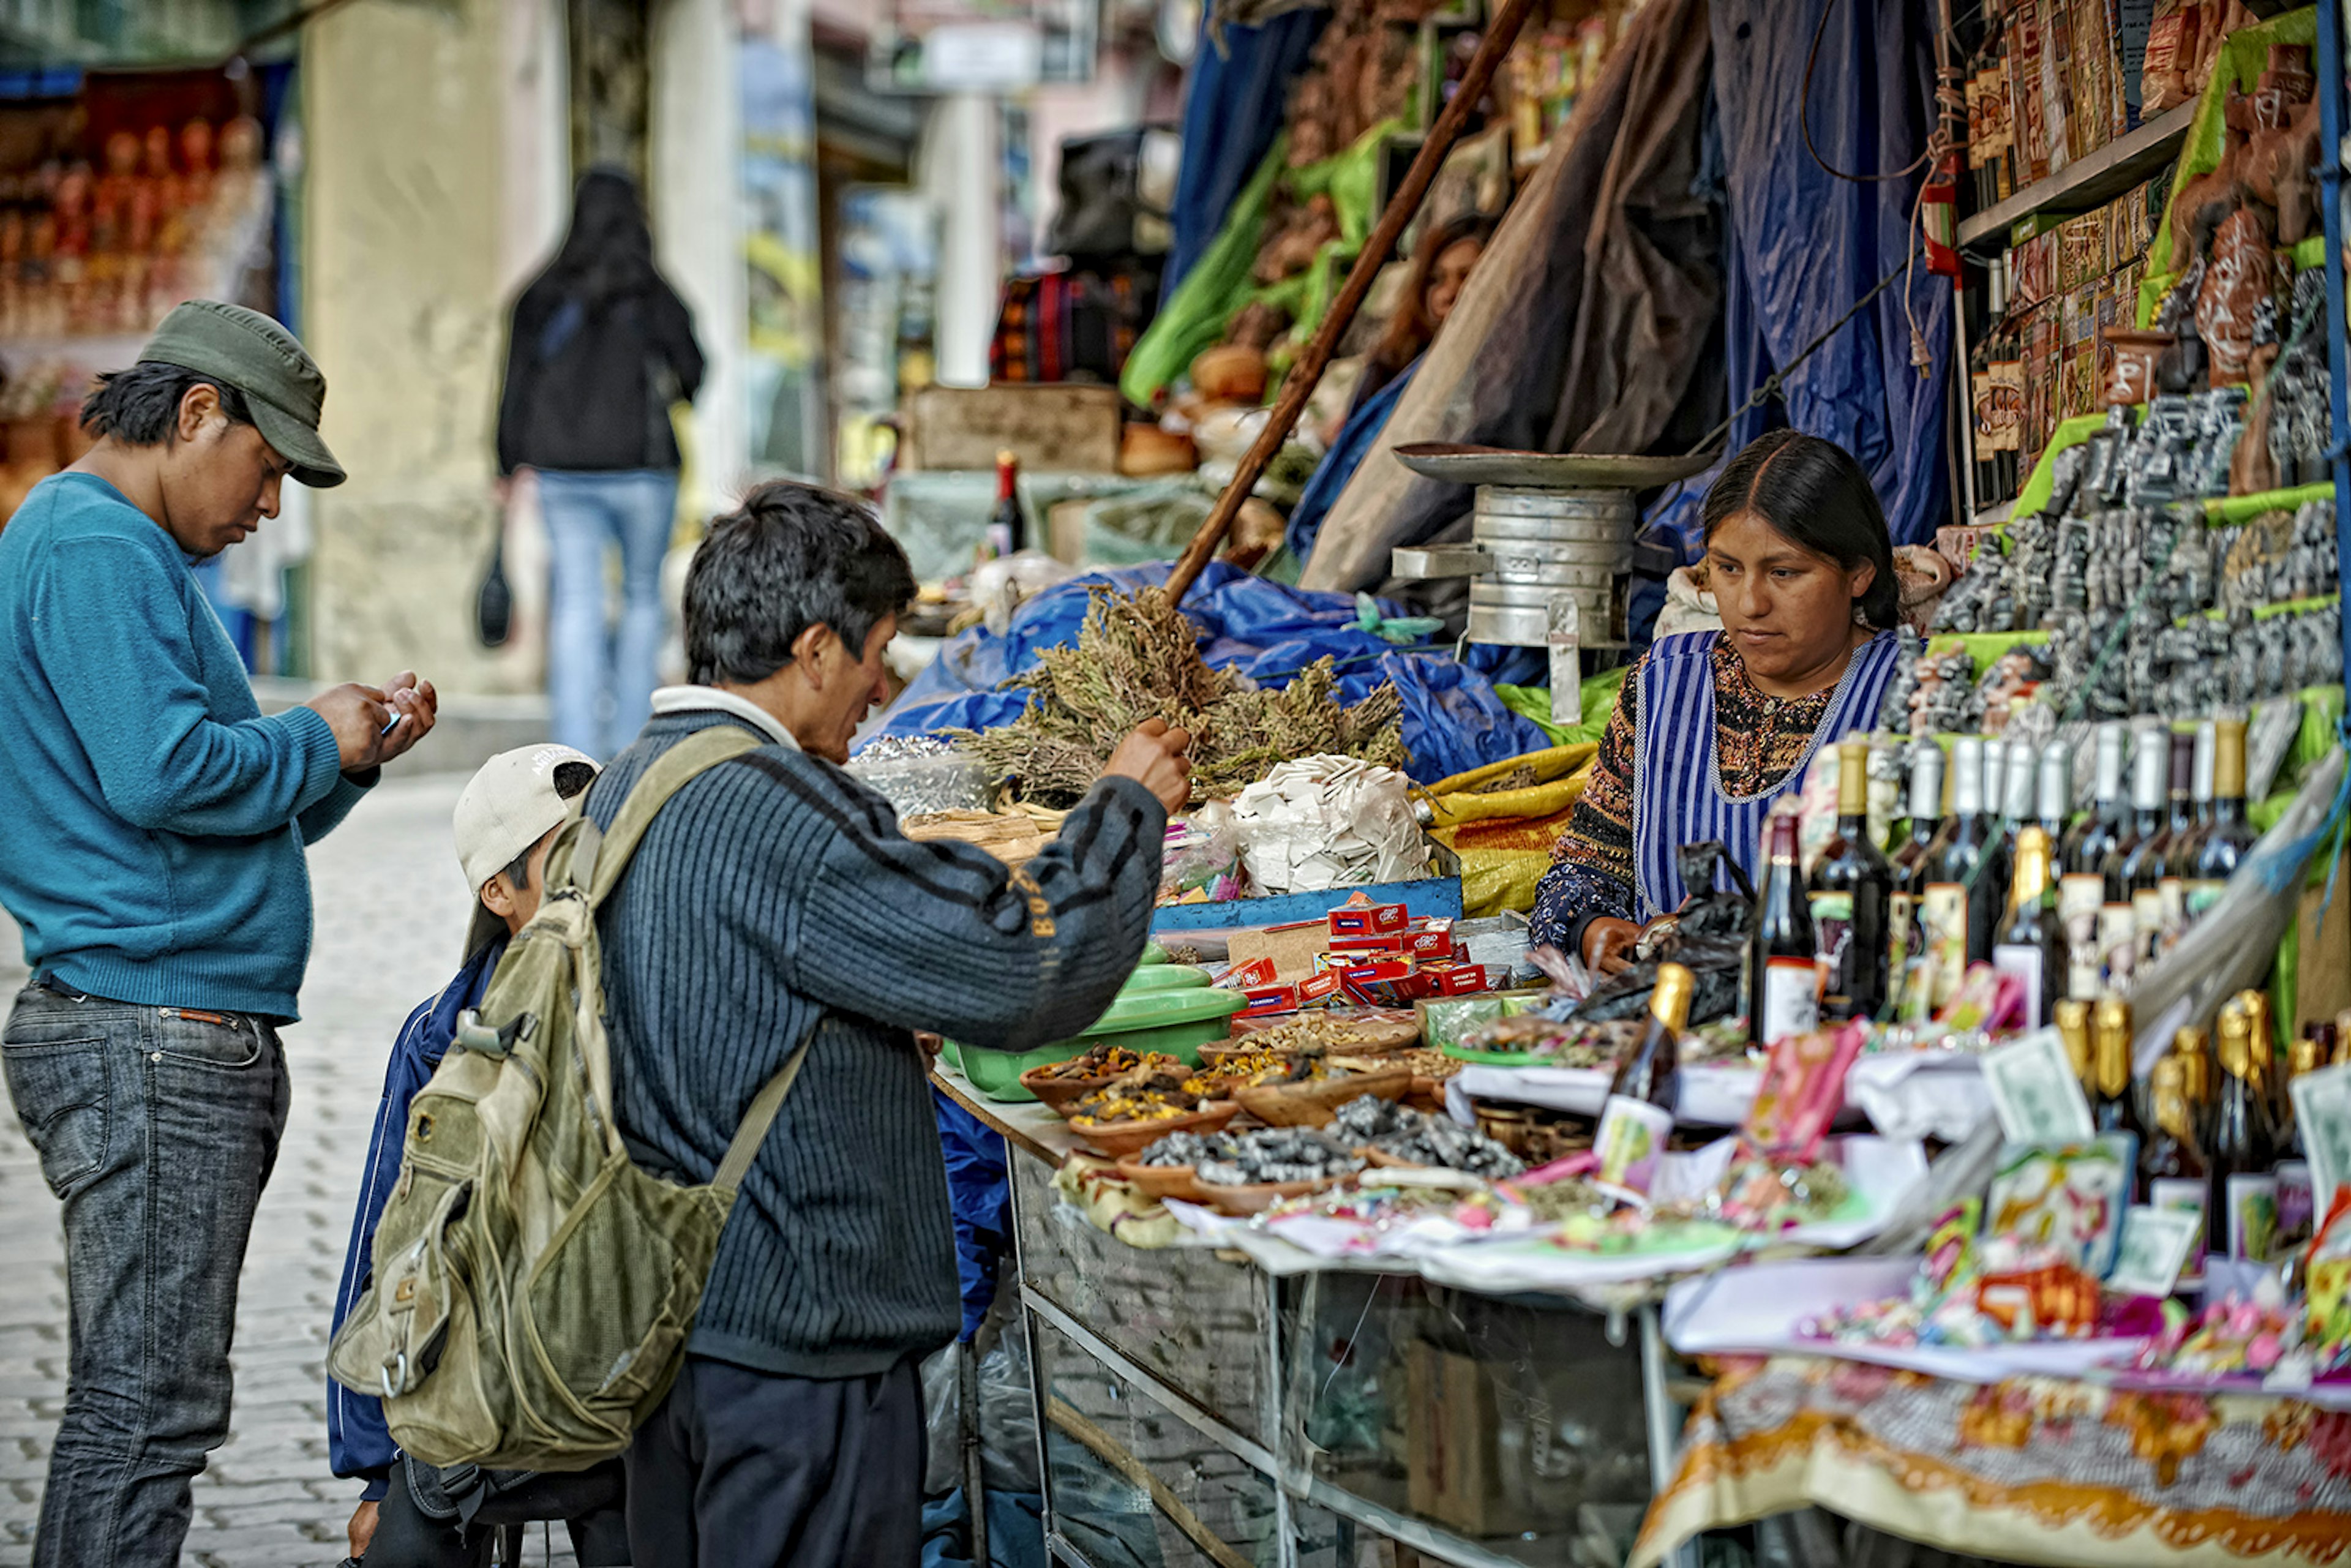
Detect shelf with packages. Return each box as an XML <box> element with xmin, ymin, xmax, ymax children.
<box><xmin>1957</xmin><ymin>100</ymin><xmax>2200</xmax><ymax>252</ymax></box>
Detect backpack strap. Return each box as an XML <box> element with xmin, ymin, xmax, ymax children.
<box><xmin>574</xmin><ymin>724</ymin><xmax>764</xmax><ymax>909</ymax></box>
<box><xmin>714</xmin><ymin>1036</ymin><xmax>814</xmax><ymax>1193</ymax></box>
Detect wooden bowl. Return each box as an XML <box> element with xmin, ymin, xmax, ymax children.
<box><xmin>1362</xmin><ymin>1146</ymin><xmax>1428</xmax><ymax>1169</ymax></box>
<box><xmin>1019</xmin><ymin>1062</ymin><xmax>1126</xmax><ymax>1114</ymax></box>
<box><xmin>1112</xmin><ymin>1159</ymin><xmax>1205</xmax><ymax>1202</ymax></box>
<box><xmin>1405</xmin><ymin>1076</ymin><xmax>1447</xmax><ymax>1113</ymax></box>
<box><xmin>1073</xmin><ymin>1100</ymin><xmax>1240</xmax><ymax>1160</ymax></box>
<box><xmin>1234</xmin><ymin>1067</ymin><xmax>1413</xmax><ymax>1128</ymax></box>
<box><xmin>1194</xmin><ymin>1174</ymin><xmax>1337</xmax><ymax>1215</ymax></box>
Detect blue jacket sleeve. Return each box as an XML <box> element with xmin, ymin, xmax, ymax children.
<box><xmin>298</xmin><ymin>773</ymin><xmax>377</xmax><ymax>845</ymax></box>
<box><xmin>326</xmin><ymin>996</ymin><xmax>439</xmax><ymax>1494</ymax></box>
<box><xmin>34</xmin><ymin>536</ymin><xmax>347</xmax><ymax>836</ymax></box>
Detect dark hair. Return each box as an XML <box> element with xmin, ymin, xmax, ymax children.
<box><xmin>1700</xmin><ymin>429</ymin><xmax>1900</xmax><ymax>632</ymax></box>
<box><xmin>683</xmin><ymin>481</ymin><xmax>917</xmax><ymax>686</ymax></box>
<box><xmin>542</xmin><ymin>166</ymin><xmax>662</xmax><ymax>312</ymax></box>
<box><xmin>81</xmin><ymin>363</ymin><xmax>253</xmax><ymax>446</ymax></box>
<box><xmin>494</xmin><ymin>760</ymin><xmax>598</xmax><ymax>893</ymax></box>
<box><xmin>1368</xmin><ymin>212</ymin><xmax>1496</xmax><ymax>378</ymax></box>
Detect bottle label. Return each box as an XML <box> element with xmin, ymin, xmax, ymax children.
<box><xmin>1810</xmin><ymin>891</ymin><xmax>1852</xmax><ymax>991</ymax></box>
<box><xmin>2156</xmin><ymin>876</ymin><xmax>2188</xmax><ymax>956</ymax></box>
<box><xmin>1757</xmin><ymin>958</ymin><xmax>1820</xmax><ymax>1046</ymax></box>
<box><xmin>2058</xmin><ymin>873</ymin><xmax>2104</xmax><ymax>999</ymax></box>
<box><xmin>2147</xmin><ymin>1177</ymin><xmax>2207</xmax><ymax>1286</ymax></box>
<box><xmin>2183</xmin><ymin>877</ymin><xmax>2227</xmax><ymax>923</ymax></box>
<box><xmin>2096</xmin><ymin>901</ymin><xmax>2138</xmax><ymax>992</ymax></box>
<box><xmin>1990</xmin><ymin>943</ymin><xmax>2047</xmax><ymax>1030</ymax></box>
<box><xmin>2277</xmin><ymin>1160</ymin><xmax>2316</xmax><ymax>1253</ymax></box>
<box><xmin>1921</xmin><ymin>883</ymin><xmax>1969</xmax><ymax>1008</ymax></box>
<box><xmin>1592</xmin><ymin>1095</ymin><xmax>1676</xmax><ymax>1202</ymax></box>
<box><xmin>2225</xmin><ymin>1172</ymin><xmax>2279</xmax><ymax>1261</ymax></box>
<box><xmin>2132</xmin><ymin>888</ymin><xmax>2165</xmax><ymax>967</ymax></box>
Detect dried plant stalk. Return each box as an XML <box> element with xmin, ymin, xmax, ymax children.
<box><xmin>959</xmin><ymin>586</ymin><xmax>1406</xmax><ymax>807</ymax></box>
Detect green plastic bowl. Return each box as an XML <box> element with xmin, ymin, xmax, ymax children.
<box><xmin>956</xmin><ymin>984</ymin><xmax>1248</xmax><ymax>1102</ymax></box>
<box><xmin>1118</xmin><ymin>964</ymin><xmax>1212</xmax><ymax>994</ymax></box>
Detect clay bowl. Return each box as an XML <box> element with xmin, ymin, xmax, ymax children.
<box><xmin>1112</xmin><ymin>1159</ymin><xmax>1205</xmax><ymax>1202</ymax></box>
<box><xmin>1234</xmin><ymin>1067</ymin><xmax>1414</xmax><ymax>1129</ymax></box>
<box><xmin>1405</xmin><ymin>1077</ymin><xmax>1447</xmax><ymax>1114</ymax></box>
<box><xmin>1073</xmin><ymin>1100</ymin><xmax>1240</xmax><ymax>1160</ymax></box>
<box><xmin>1194</xmin><ymin>1173</ymin><xmax>1340</xmax><ymax>1216</ymax></box>
<box><xmin>1362</xmin><ymin>1146</ymin><xmax>1430</xmax><ymax>1170</ymax></box>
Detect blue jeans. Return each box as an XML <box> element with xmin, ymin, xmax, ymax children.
<box><xmin>2</xmin><ymin>983</ymin><xmax>291</xmax><ymax>1567</ymax></box>
<box><xmin>539</xmin><ymin>468</ymin><xmax>678</xmax><ymax>759</ymax></box>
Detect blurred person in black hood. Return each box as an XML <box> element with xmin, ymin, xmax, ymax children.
<box><xmin>497</xmin><ymin>167</ymin><xmax>706</xmax><ymax>759</ymax></box>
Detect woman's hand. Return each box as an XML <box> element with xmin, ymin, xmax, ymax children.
<box><xmin>1581</xmin><ymin>917</ymin><xmax>1641</xmax><ymax>976</ymax></box>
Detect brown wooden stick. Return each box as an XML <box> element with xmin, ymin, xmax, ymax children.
<box><xmin>1160</xmin><ymin>0</ymin><xmax>1543</xmax><ymax>604</ymax></box>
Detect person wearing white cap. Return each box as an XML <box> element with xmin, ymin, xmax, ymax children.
<box><xmin>323</xmin><ymin>746</ymin><xmax>629</xmax><ymax>1568</ymax></box>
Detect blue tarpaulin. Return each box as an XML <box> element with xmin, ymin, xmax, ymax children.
<box><xmin>867</xmin><ymin>562</ymin><xmax>1546</xmax><ymax>784</ymax></box>
<box><xmin>1708</xmin><ymin>0</ymin><xmax>1951</xmax><ymax>547</ymax></box>
<box><xmin>1163</xmin><ymin>8</ymin><xmax>1329</xmax><ymax>296</ymax></box>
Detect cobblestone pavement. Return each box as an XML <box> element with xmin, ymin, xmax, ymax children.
<box><xmin>0</xmin><ymin>775</ymin><xmax>589</xmax><ymax>1567</ymax></box>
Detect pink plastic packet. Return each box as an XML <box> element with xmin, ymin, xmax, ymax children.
<box><xmin>1742</xmin><ymin>1021</ymin><xmax>1866</xmax><ymax>1163</ymax></box>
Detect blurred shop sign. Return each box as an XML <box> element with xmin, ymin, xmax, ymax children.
<box><xmin>868</xmin><ymin>0</ymin><xmax>1096</xmax><ymax>91</ymax></box>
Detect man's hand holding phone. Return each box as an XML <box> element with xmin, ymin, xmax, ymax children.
<box><xmin>304</xmin><ymin>670</ymin><xmax>440</xmax><ymax>773</ymax></box>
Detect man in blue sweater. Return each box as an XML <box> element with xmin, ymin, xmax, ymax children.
<box><xmin>591</xmin><ymin>484</ymin><xmax>1190</xmax><ymax>1566</ymax></box>
<box><xmin>0</xmin><ymin>301</ymin><xmax>440</xmax><ymax>1567</ymax></box>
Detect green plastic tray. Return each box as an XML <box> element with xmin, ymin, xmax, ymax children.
<box><xmin>956</xmin><ymin>983</ymin><xmax>1248</xmax><ymax>1101</ymax></box>
<box><xmin>1119</xmin><ymin>964</ymin><xmax>1212</xmax><ymax>993</ymax></box>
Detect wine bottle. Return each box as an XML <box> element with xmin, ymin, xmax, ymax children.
<box><xmin>1595</xmin><ymin>962</ymin><xmax>1691</xmax><ymax>1199</ymax></box>
<box><xmin>2183</xmin><ymin>718</ymin><xmax>2255</xmax><ymax>932</ymax></box>
<box><xmin>2153</xmin><ymin>729</ymin><xmax>2200</xmax><ymax>964</ymax></box>
<box><xmin>2090</xmin><ymin>996</ymin><xmax>2147</xmax><ymax>1146</ymax></box>
<box><xmin>1919</xmin><ymin>737</ymin><xmax>2002</xmax><ymax>1013</ymax></box>
<box><xmin>2240</xmin><ymin>988</ymin><xmax>2281</xmax><ymax>1140</ymax></box>
<box><xmin>2124</xmin><ymin>731</ymin><xmax>2193</xmax><ymax>971</ymax></box>
<box><xmin>2281</xmin><ymin>1033</ymin><xmax>2323</xmax><ymax>1158</ymax></box>
<box><xmin>2308</xmin><ymin>1020</ymin><xmax>2342</xmax><ymax>1075</ymax></box>
<box><xmin>2142</xmin><ymin>1054</ymin><xmax>2209</xmax><ymax>1286</ymax></box>
<box><xmin>2098</xmin><ymin>729</ymin><xmax>2167</xmax><ymax>993</ymax></box>
<box><xmin>1992</xmin><ymin>825</ymin><xmax>2065</xmax><ymax>1030</ymax></box>
<box><xmin>1889</xmin><ymin>741</ymin><xmax>1945</xmax><ymax>1022</ymax></box>
<box><xmin>1981</xmin><ymin>737</ymin><xmax>2009</xmax><ymax>830</ymax></box>
<box><xmin>2061</xmin><ymin>723</ymin><xmax>2127</xmax><ymax>999</ymax></box>
<box><xmin>2036</xmin><ymin>738</ymin><xmax>2071</xmax><ymax>840</ymax></box>
<box><xmin>1998</xmin><ymin>737</ymin><xmax>2037</xmax><ymax>852</ymax></box>
<box><xmin>1813</xmin><ymin>739</ymin><xmax>1893</xmax><ymax>1022</ymax></box>
<box><xmin>1749</xmin><ymin>806</ymin><xmax>1820</xmax><ymax>1046</ymax></box>
<box><xmin>2173</xmin><ymin>1024</ymin><xmax>2216</xmax><ymax>1148</ymax></box>
<box><xmin>2210</xmin><ymin>1000</ymin><xmax>2277</xmax><ymax>1260</ymax></box>
<box><xmin>989</xmin><ymin>449</ymin><xmax>1028</xmax><ymax>557</ymax></box>
<box><xmin>2055</xmin><ymin>997</ymin><xmax>2093</xmax><ymax>1087</ymax></box>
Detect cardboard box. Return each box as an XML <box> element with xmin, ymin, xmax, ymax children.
<box><xmin>898</xmin><ymin>383</ymin><xmax>1122</xmax><ymax>473</ymax></box>
<box><xmin>1404</xmin><ymin>1342</ymin><xmax>1539</xmax><ymax>1537</ymax></box>
<box><xmin>1329</xmin><ymin>900</ymin><xmax>1409</xmax><ymax>938</ymax></box>
<box><xmin>1227</xmin><ymin>920</ymin><xmax>1335</xmax><ymax>984</ymax></box>
<box><xmin>1241</xmin><ymin>985</ymin><xmax>1300</xmax><ymax>1017</ymax></box>
<box><xmin>1297</xmin><ymin>972</ymin><xmax>1346</xmax><ymax>1007</ymax></box>
<box><xmin>1403</xmin><ymin>926</ymin><xmax>1455</xmax><ymax>961</ymax></box>
<box><xmin>1428</xmin><ymin>964</ymin><xmax>1494</xmax><ymax>997</ymax></box>
<box><xmin>1219</xmin><ymin>956</ymin><xmax>1279</xmax><ymax>991</ymax></box>
<box><xmin>1330</xmin><ymin>932</ymin><xmax>1408</xmax><ymax>955</ymax></box>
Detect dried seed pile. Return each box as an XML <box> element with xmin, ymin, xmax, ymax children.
<box><xmin>961</xmin><ymin>585</ymin><xmax>1406</xmax><ymax>806</ymax></box>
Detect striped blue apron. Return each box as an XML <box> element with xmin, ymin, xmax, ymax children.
<box><xmin>1630</xmin><ymin>628</ymin><xmax>1907</xmax><ymax>920</ymax></box>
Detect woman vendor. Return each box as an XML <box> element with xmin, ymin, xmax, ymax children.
<box><xmin>1528</xmin><ymin>430</ymin><xmax>1909</xmax><ymax>972</ymax></box>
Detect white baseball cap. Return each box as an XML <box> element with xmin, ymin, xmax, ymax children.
<box><xmin>455</xmin><ymin>744</ymin><xmax>601</xmax><ymax>959</ymax></box>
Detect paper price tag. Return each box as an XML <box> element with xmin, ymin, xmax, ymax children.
<box><xmin>2292</xmin><ymin>1063</ymin><xmax>2351</xmax><ymax>1215</ymax></box>
<box><xmin>2109</xmin><ymin>1206</ymin><xmax>2202</xmax><ymax>1298</ymax></box>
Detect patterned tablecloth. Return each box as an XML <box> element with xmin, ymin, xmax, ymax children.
<box><xmin>1634</xmin><ymin>1355</ymin><xmax>2351</xmax><ymax>1568</ymax></box>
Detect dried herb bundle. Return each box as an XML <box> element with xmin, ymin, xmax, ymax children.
<box><xmin>961</xmin><ymin>585</ymin><xmax>1405</xmax><ymax>805</ymax></box>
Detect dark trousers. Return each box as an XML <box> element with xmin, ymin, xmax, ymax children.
<box><xmin>2</xmin><ymin>983</ymin><xmax>291</xmax><ymax>1568</ymax></box>
<box><xmin>364</xmin><ymin>1455</ymin><xmax>631</xmax><ymax>1567</ymax></box>
<box><xmin>624</xmin><ymin>1354</ymin><xmax>923</xmax><ymax>1568</ymax></box>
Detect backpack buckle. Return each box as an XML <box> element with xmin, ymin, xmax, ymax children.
<box><xmin>381</xmin><ymin>1349</ymin><xmax>410</xmax><ymax>1400</ymax></box>
<box><xmin>454</xmin><ymin>1009</ymin><xmax>536</xmax><ymax>1058</ymax></box>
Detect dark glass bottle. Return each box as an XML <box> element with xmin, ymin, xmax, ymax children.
<box><xmin>1749</xmin><ymin>807</ymin><xmax>1818</xmax><ymax>1046</ymax></box>
<box><xmin>1888</xmin><ymin>741</ymin><xmax>1945</xmax><ymax>1021</ymax></box>
<box><xmin>2183</xmin><ymin>718</ymin><xmax>2255</xmax><ymax>932</ymax></box>
<box><xmin>2060</xmin><ymin>723</ymin><xmax>2126</xmax><ymax>999</ymax></box>
<box><xmin>2123</xmin><ymin>731</ymin><xmax>2193</xmax><ymax>970</ymax></box>
<box><xmin>2173</xmin><ymin>1023</ymin><xmax>2216</xmax><ymax>1149</ymax></box>
<box><xmin>2098</xmin><ymin>729</ymin><xmax>2167</xmax><ymax>994</ymax></box>
<box><xmin>2142</xmin><ymin>1055</ymin><xmax>2208</xmax><ymax>1286</ymax></box>
<box><xmin>2209</xmin><ymin>1001</ymin><xmax>2276</xmax><ymax>1259</ymax></box>
<box><xmin>1920</xmin><ymin>737</ymin><xmax>2005</xmax><ymax>1013</ymax></box>
<box><xmin>2056</xmin><ymin>997</ymin><xmax>2093</xmax><ymax>1088</ymax></box>
<box><xmin>1991</xmin><ymin>825</ymin><xmax>2065</xmax><ymax>1030</ymax></box>
<box><xmin>1609</xmin><ymin>961</ymin><xmax>1691</xmax><ymax>1110</ymax></box>
<box><xmin>2090</xmin><ymin>996</ymin><xmax>2147</xmax><ymax>1146</ymax></box>
<box><xmin>988</xmin><ymin>449</ymin><xmax>1027</xmax><ymax>557</ymax></box>
<box><xmin>1997</xmin><ymin>738</ymin><xmax>2038</xmax><ymax>859</ymax></box>
<box><xmin>1813</xmin><ymin>739</ymin><xmax>1892</xmax><ymax>1022</ymax></box>
<box><xmin>2157</xmin><ymin>721</ymin><xmax>2216</xmax><ymax>955</ymax></box>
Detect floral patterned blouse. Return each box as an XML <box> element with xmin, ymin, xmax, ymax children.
<box><xmin>1529</xmin><ymin>638</ymin><xmax>1837</xmax><ymax>954</ymax></box>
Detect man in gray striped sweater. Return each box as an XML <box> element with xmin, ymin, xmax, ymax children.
<box><xmin>588</xmin><ymin>482</ymin><xmax>1191</xmax><ymax>1566</ymax></box>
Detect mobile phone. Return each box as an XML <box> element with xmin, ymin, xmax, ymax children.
<box><xmin>379</xmin><ymin>711</ymin><xmax>407</xmax><ymax>738</ymax></box>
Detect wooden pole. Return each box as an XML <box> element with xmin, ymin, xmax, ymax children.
<box><xmin>1160</xmin><ymin>0</ymin><xmax>1542</xmax><ymax>604</ymax></box>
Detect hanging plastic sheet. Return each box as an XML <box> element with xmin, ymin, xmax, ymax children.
<box><xmin>932</xmin><ymin>1093</ymin><xmax>1010</xmax><ymax>1342</ymax></box>
<box><xmin>1162</xmin><ymin>6</ymin><xmax>1329</xmax><ymax>298</ymax></box>
<box><xmin>1286</xmin><ymin>359</ymin><xmax>1416</xmax><ymax>563</ymax></box>
<box><xmin>1299</xmin><ymin>0</ymin><xmax>1722</xmax><ymax>593</ymax></box>
<box><xmin>1708</xmin><ymin>0</ymin><xmax>1951</xmax><ymax>546</ymax></box>
<box><xmin>866</xmin><ymin>562</ymin><xmax>1545</xmax><ymax>782</ymax></box>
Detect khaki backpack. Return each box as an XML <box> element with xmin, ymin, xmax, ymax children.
<box><xmin>329</xmin><ymin>725</ymin><xmax>807</xmax><ymax>1471</ymax></box>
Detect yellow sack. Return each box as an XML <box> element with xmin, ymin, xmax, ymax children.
<box><xmin>1417</xmin><ymin>744</ymin><xmax>1598</xmax><ymax>917</ymax></box>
